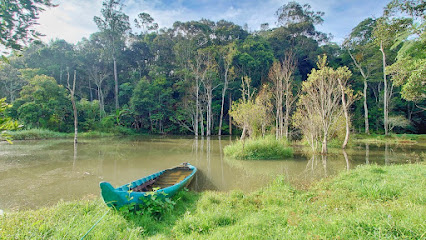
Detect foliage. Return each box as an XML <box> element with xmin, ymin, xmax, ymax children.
<box><xmin>9</xmin><ymin>75</ymin><xmax>73</xmax><ymax>132</ymax></box>
<box><xmin>1</xmin><ymin>1</ymin><xmax>424</xmax><ymax>136</ymax></box>
<box><xmin>0</xmin><ymin>0</ymin><xmax>54</xmax><ymax>52</ymax></box>
<box><xmin>294</xmin><ymin>55</ymin><xmax>354</xmax><ymax>153</ymax></box>
<box><xmin>224</xmin><ymin>135</ymin><xmax>293</xmax><ymax>160</ymax></box>
<box><xmin>1</xmin><ymin>164</ymin><xmax>424</xmax><ymax>239</ymax></box>
<box><xmin>0</xmin><ymin>98</ymin><xmax>20</xmax><ymax>143</ymax></box>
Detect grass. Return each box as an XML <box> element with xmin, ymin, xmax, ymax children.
<box><xmin>5</xmin><ymin>129</ymin><xmax>124</xmax><ymax>140</ymax></box>
<box><xmin>224</xmin><ymin>135</ymin><xmax>294</xmax><ymax>160</ymax></box>
<box><xmin>353</xmin><ymin>133</ymin><xmax>426</xmax><ymax>145</ymax></box>
<box><xmin>2</xmin><ymin>163</ymin><xmax>424</xmax><ymax>239</ymax></box>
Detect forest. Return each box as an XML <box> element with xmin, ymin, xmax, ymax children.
<box><xmin>1</xmin><ymin>0</ymin><xmax>425</xmax><ymax>142</ymax></box>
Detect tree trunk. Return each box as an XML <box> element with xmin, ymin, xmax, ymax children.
<box><xmin>363</xmin><ymin>79</ymin><xmax>369</xmax><ymax>134</ymax></box>
<box><xmin>195</xmin><ymin>77</ymin><xmax>199</xmax><ymax>136</ymax></box>
<box><xmin>218</xmin><ymin>68</ymin><xmax>228</xmax><ymax>136</ymax></box>
<box><xmin>321</xmin><ymin>131</ymin><xmax>328</xmax><ymax>154</ymax></box>
<box><xmin>67</xmin><ymin>69</ymin><xmax>78</xmax><ymax>144</ymax></box>
<box><xmin>229</xmin><ymin>93</ymin><xmax>232</xmax><ymax>135</ymax></box>
<box><xmin>72</xmin><ymin>71</ymin><xmax>78</xmax><ymax>144</ymax></box>
<box><xmin>348</xmin><ymin>50</ymin><xmax>369</xmax><ymax>134</ymax></box>
<box><xmin>338</xmin><ymin>78</ymin><xmax>350</xmax><ymax>149</ymax></box>
<box><xmin>88</xmin><ymin>79</ymin><xmax>93</xmax><ymax>102</ymax></box>
<box><xmin>380</xmin><ymin>40</ymin><xmax>388</xmax><ymax>135</ymax></box>
<box><xmin>113</xmin><ymin>57</ymin><xmax>119</xmax><ymax>110</ymax></box>
<box><xmin>240</xmin><ymin>125</ymin><xmax>247</xmax><ymax>140</ymax></box>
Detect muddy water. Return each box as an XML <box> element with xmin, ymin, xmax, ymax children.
<box><xmin>0</xmin><ymin>136</ymin><xmax>423</xmax><ymax>211</ymax></box>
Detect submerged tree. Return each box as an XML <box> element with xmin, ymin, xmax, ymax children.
<box><xmin>295</xmin><ymin>55</ymin><xmax>354</xmax><ymax>154</ymax></box>
<box><xmin>268</xmin><ymin>51</ymin><xmax>297</xmax><ymax>140</ymax></box>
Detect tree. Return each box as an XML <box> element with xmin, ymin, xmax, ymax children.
<box><xmin>275</xmin><ymin>1</ymin><xmax>327</xmax><ymax>42</ymax></box>
<box><xmin>10</xmin><ymin>75</ymin><xmax>72</xmax><ymax>131</ymax></box>
<box><xmin>268</xmin><ymin>51</ymin><xmax>297</xmax><ymax>140</ymax></box>
<box><xmin>0</xmin><ymin>98</ymin><xmax>20</xmax><ymax>143</ymax></box>
<box><xmin>295</xmin><ymin>55</ymin><xmax>353</xmax><ymax>154</ymax></box>
<box><xmin>229</xmin><ymin>81</ymin><xmax>272</xmax><ymax>140</ymax></box>
<box><xmin>384</xmin><ymin>0</ymin><xmax>425</xmax><ymax>103</ymax></box>
<box><xmin>0</xmin><ymin>0</ymin><xmax>54</xmax><ymax>54</ymax></box>
<box><xmin>134</xmin><ymin>12</ymin><xmax>158</xmax><ymax>34</ymax></box>
<box><xmin>66</xmin><ymin>69</ymin><xmax>78</xmax><ymax>144</ymax></box>
<box><xmin>218</xmin><ymin>43</ymin><xmax>236</xmax><ymax>136</ymax></box>
<box><xmin>344</xmin><ymin>18</ymin><xmax>379</xmax><ymax>134</ymax></box>
<box><xmin>94</xmin><ymin>0</ymin><xmax>130</xmax><ymax>110</ymax></box>
<box><xmin>0</xmin><ymin>56</ymin><xmax>27</xmax><ymax>102</ymax></box>
<box><xmin>373</xmin><ymin>17</ymin><xmax>411</xmax><ymax>135</ymax></box>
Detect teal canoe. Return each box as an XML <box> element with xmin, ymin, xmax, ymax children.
<box><xmin>100</xmin><ymin>163</ymin><xmax>197</xmax><ymax>208</ymax></box>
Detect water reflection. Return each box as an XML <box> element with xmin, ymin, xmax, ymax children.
<box><xmin>0</xmin><ymin>137</ymin><xmax>423</xmax><ymax>210</ymax></box>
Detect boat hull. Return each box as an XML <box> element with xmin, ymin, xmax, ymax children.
<box><xmin>100</xmin><ymin>163</ymin><xmax>197</xmax><ymax>208</ymax></box>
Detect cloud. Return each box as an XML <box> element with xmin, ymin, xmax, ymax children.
<box><xmin>36</xmin><ymin>0</ymin><xmax>102</xmax><ymax>43</ymax></box>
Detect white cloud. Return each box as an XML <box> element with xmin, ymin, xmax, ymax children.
<box><xmin>35</xmin><ymin>0</ymin><xmax>102</xmax><ymax>43</ymax></box>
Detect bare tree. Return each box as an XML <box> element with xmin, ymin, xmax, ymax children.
<box><xmin>66</xmin><ymin>68</ymin><xmax>78</xmax><ymax>144</ymax></box>
<box><xmin>218</xmin><ymin>43</ymin><xmax>236</xmax><ymax>136</ymax></box>
<box><xmin>268</xmin><ymin>51</ymin><xmax>297</xmax><ymax>139</ymax></box>
<box><xmin>87</xmin><ymin>64</ymin><xmax>109</xmax><ymax>118</ymax></box>
<box><xmin>295</xmin><ymin>55</ymin><xmax>353</xmax><ymax>154</ymax></box>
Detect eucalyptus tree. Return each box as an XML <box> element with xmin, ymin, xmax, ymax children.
<box><xmin>217</xmin><ymin>42</ymin><xmax>236</xmax><ymax>135</ymax></box>
<box><xmin>373</xmin><ymin>17</ymin><xmax>411</xmax><ymax>135</ymax></box>
<box><xmin>268</xmin><ymin>51</ymin><xmax>297</xmax><ymax>140</ymax></box>
<box><xmin>94</xmin><ymin>0</ymin><xmax>130</xmax><ymax>110</ymax></box>
<box><xmin>77</xmin><ymin>34</ymin><xmax>111</xmax><ymax>118</ymax></box>
<box><xmin>344</xmin><ymin>18</ymin><xmax>380</xmax><ymax>134</ymax></box>
<box><xmin>0</xmin><ymin>56</ymin><xmax>26</xmax><ymax>102</ymax></box>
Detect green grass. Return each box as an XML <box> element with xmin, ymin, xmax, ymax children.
<box><xmin>224</xmin><ymin>135</ymin><xmax>294</xmax><ymax>160</ymax></box>
<box><xmin>1</xmin><ymin>164</ymin><xmax>425</xmax><ymax>239</ymax></box>
<box><xmin>5</xmin><ymin>129</ymin><xmax>124</xmax><ymax>140</ymax></box>
<box><xmin>353</xmin><ymin>133</ymin><xmax>426</xmax><ymax>145</ymax></box>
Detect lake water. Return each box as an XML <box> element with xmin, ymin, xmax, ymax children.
<box><xmin>0</xmin><ymin>136</ymin><xmax>424</xmax><ymax>211</ymax></box>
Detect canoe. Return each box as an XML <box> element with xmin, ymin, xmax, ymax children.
<box><xmin>100</xmin><ymin>163</ymin><xmax>197</xmax><ymax>208</ymax></box>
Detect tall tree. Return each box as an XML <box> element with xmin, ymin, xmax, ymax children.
<box><xmin>344</xmin><ymin>18</ymin><xmax>379</xmax><ymax>134</ymax></box>
<box><xmin>218</xmin><ymin>42</ymin><xmax>236</xmax><ymax>136</ymax></box>
<box><xmin>94</xmin><ymin>0</ymin><xmax>130</xmax><ymax>110</ymax></box>
<box><xmin>268</xmin><ymin>51</ymin><xmax>297</xmax><ymax>140</ymax></box>
<box><xmin>373</xmin><ymin>17</ymin><xmax>411</xmax><ymax>135</ymax></box>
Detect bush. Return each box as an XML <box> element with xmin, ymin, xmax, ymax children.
<box><xmin>224</xmin><ymin>135</ymin><xmax>293</xmax><ymax>160</ymax></box>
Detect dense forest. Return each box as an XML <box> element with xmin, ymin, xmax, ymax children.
<box><xmin>1</xmin><ymin>0</ymin><xmax>425</xmax><ymax>140</ymax></box>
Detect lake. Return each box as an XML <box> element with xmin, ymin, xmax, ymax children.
<box><xmin>0</xmin><ymin>136</ymin><xmax>423</xmax><ymax>211</ymax></box>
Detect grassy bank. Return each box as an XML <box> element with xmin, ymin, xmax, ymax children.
<box><xmin>224</xmin><ymin>136</ymin><xmax>293</xmax><ymax>160</ymax></box>
<box><xmin>353</xmin><ymin>133</ymin><xmax>426</xmax><ymax>145</ymax></box>
<box><xmin>1</xmin><ymin>163</ymin><xmax>424</xmax><ymax>239</ymax></box>
<box><xmin>5</xmin><ymin>128</ymin><xmax>130</xmax><ymax>140</ymax></box>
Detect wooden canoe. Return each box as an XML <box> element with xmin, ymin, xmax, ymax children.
<box><xmin>100</xmin><ymin>163</ymin><xmax>197</xmax><ymax>208</ymax></box>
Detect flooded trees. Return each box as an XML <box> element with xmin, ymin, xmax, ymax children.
<box><xmin>295</xmin><ymin>55</ymin><xmax>354</xmax><ymax>154</ymax></box>
<box><xmin>268</xmin><ymin>51</ymin><xmax>297</xmax><ymax>140</ymax></box>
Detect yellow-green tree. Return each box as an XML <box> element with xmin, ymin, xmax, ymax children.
<box><xmin>295</xmin><ymin>55</ymin><xmax>355</xmax><ymax>154</ymax></box>
<box><xmin>0</xmin><ymin>98</ymin><xmax>20</xmax><ymax>143</ymax></box>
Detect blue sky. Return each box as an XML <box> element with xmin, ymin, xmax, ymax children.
<box><xmin>36</xmin><ymin>0</ymin><xmax>390</xmax><ymax>44</ymax></box>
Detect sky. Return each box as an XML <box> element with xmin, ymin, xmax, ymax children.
<box><xmin>35</xmin><ymin>0</ymin><xmax>390</xmax><ymax>44</ymax></box>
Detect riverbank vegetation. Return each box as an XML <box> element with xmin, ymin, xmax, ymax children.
<box><xmin>224</xmin><ymin>135</ymin><xmax>293</xmax><ymax>160</ymax></box>
<box><xmin>1</xmin><ymin>0</ymin><xmax>424</xmax><ymax>146</ymax></box>
<box><xmin>1</xmin><ymin>163</ymin><xmax>424</xmax><ymax>239</ymax></box>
